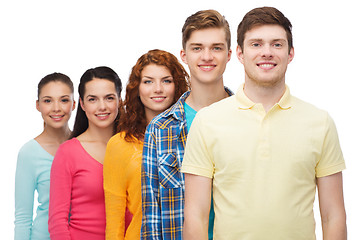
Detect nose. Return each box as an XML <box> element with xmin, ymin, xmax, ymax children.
<box><xmin>261</xmin><ymin>44</ymin><xmax>273</xmax><ymax>58</ymax></box>
<box><xmin>201</xmin><ymin>48</ymin><xmax>214</xmax><ymax>61</ymax></box>
<box><xmin>98</xmin><ymin>99</ymin><xmax>106</xmax><ymax>110</ymax></box>
<box><xmin>154</xmin><ymin>81</ymin><xmax>163</xmax><ymax>93</ymax></box>
<box><xmin>52</xmin><ymin>101</ymin><xmax>61</xmax><ymax>112</ymax></box>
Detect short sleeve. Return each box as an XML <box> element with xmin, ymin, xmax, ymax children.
<box><xmin>315</xmin><ymin>114</ymin><xmax>346</xmax><ymax>177</ymax></box>
<box><xmin>181</xmin><ymin>111</ymin><xmax>214</xmax><ymax>178</ymax></box>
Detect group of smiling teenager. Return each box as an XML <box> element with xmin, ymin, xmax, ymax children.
<box><xmin>14</xmin><ymin>6</ymin><xmax>346</xmax><ymax>240</ymax></box>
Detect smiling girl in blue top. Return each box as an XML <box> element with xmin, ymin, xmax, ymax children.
<box><xmin>14</xmin><ymin>73</ymin><xmax>75</xmax><ymax>240</ymax></box>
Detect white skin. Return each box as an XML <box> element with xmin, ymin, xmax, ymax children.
<box><xmin>180</xmin><ymin>27</ymin><xmax>232</xmax><ymax>111</ymax></box>
<box><xmin>183</xmin><ymin>25</ymin><xmax>347</xmax><ymax>240</ymax></box>
<box><xmin>77</xmin><ymin>78</ymin><xmax>121</xmax><ymax>164</ymax></box>
<box><xmin>35</xmin><ymin>81</ymin><xmax>75</xmax><ymax>155</ymax></box>
<box><xmin>138</xmin><ymin>64</ymin><xmax>176</xmax><ymax>123</ymax></box>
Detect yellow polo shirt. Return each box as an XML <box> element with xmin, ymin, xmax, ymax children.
<box><xmin>181</xmin><ymin>85</ymin><xmax>345</xmax><ymax>240</ymax></box>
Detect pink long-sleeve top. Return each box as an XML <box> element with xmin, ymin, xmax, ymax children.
<box><xmin>49</xmin><ymin>138</ymin><xmax>106</xmax><ymax>240</ymax></box>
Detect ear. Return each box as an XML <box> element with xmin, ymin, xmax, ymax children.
<box><xmin>180</xmin><ymin>49</ymin><xmax>188</xmax><ymax>65</ymax></box>
<box><xmin>288</xmin><ymin>47</ymin><xmax>295</xmax><ymax>64</ymax></box>
<box><xmin>72</xmin><ymin>100</ymin><xmax>76</xmax><ymax>111</ymax></box>
<box><xmin>227</xmin><ymin>49</ymin><xmax>232</xmax><ymax>63</ymax></box>
<box><xmin>79</xmin><ymin>98</ymin><xmax>85</xmax><ymax>112</ymax></box>
<box><xmin>236</xmin><ymin>45</ymin><xmax>244</xmax><ymax>64</ymax></box>
<box><xmin>36</xmin><ymin>100</ymin><xmax>40</xmax><ymax>112</ymax></box>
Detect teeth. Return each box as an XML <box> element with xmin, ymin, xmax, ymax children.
<box><xmin>259</xmin><ymin>64</ymin><xmax>274</xmax><ymax>68</ymax></box>
<box><xmin>97</xmin><ymin>114</ymin><xmax>109</xmax><ymax>117</ymax></box>
<box><xmin>152</xmin><ymin>97</ymin><xmax>165</xmax><ymax>100</ymax></box>
<box><xmin>201</xmin><ymin>66</ymin><xmax>213</xmax><ymax>69</ymax></box>
<box><xmin>51</xmin><ymin>116</ymin><xmax>63</xmax><ymax>119</ymax></box>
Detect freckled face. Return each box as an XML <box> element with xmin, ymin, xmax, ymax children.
<box><xmin>138</xmin><ymin>64</ymin><xmax>175</xmax><ymax>121</ymax></box>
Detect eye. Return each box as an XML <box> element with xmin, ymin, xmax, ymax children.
<box><xmin>43</xmin><ymin>99</ymin><xmax>51</xmax><ymax>103</ymax></box>
<box><xmin>192</xmin><ymin>47</ymin><xmax>201</xmax><ymax>51</ymax></box>
<box><xmin>163</xmin><ymin>78</ymin><xmax>173</xmax><ymax>84</ymax></box>
<box><xmin>251</xmin><ymin>43</ymin><xmax>261</xmax><ymax>47</ymax></box>
<box><xmin>88</xmin><ymin>98</ymin><xmax>96</xmax><ymax>102</ymax></box>
<box><xmin>106</xmin><ymin>96</ymin><xmax>115</xmax><ymax>101</ymax></box>
<box><xmin>273</xmin><ymin>43</ymin><xmax>282</xmax><ymax>48</ymax></box>
<box><xmin>142</xmin><ymin>79</ymin><xmax>152</xmax><ymax>84</ymax></box>
<box><xmin>61</xmin><ymin>98</ymin><xmax>70</xmax><ymax>103</ymax></box>
<box><xmin>213</xmin><ymin>47</ymin><xmax>223</xmax><ymax>51</ymax></box>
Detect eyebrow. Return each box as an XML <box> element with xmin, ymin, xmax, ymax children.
<box><xmin>86</xmin><ymin>93</ymin><xmax>116</xmax><ymax>98</ymax></box>
<box><xmin>188</xmin><ymin>43</ymin><xmax>226</xmax><ymax>46</ymax></box>
<box><xmin>142</xmin><ymin>75</ymin><xmax>173</xmax><ymax>79</ymax></box>
<box><xmin>248</xmin><ymin>38</ymin><xmax>287</xmax><ymax>42</ymax></box>
<box><xmin>41</xmin><ymin>94</ymin><xmax>71</xmax><ymax>99</ymax></box>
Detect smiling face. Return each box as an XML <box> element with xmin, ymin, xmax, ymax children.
<box><xmin>180</xmin><ymin>27</ymin><xmax>231</xmax><ymax>86</ymax></box>
<box><xmin>138</xmin><ymin>64</ymin><xmax>176</xmax><ymax>121</ymax></box>
<box><xmin>80</xmin><ymin>78</ymin><xmax>120</xmax><ymax>130</ymax></box>
<box><xmin>36</xmin><ymin>81</ymin><xmax>75</xmax><ymax>129</ymax></box>
<box><xmin>237</xmin><ymin>24</ymin><xmax>294</xmax><ymax>87</ymax></box>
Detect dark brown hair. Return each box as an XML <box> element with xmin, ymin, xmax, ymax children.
<box><xmin>71</xmin><ymin>66</ymin><xmax>122</xmax><ymax>138</ymax></box>
<box><xmin>38</xmin><ymin>72</ymin><xmax>73</xmax><ymax>99</ymax></box>
<box><xmin>237</xmin><ymin>7</ymin><xmax>293</xmax><ymax>53</ymax></box>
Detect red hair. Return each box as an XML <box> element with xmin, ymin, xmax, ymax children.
<box><xmin>118</xmin><ymin>49</ymin><xmax>189</xmax><ymax>142</ymax></box>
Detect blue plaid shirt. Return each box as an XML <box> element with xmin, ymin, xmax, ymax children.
<box><xmin>141</xmin><ymin>89</ymin><xmax>233</xmax><ymax>240</ymax></box>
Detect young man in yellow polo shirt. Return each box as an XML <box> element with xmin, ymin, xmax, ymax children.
<box><xmin>181</xmin><ymin>7</ymin><xmax>347</xmax><ymax>240</ymax></box>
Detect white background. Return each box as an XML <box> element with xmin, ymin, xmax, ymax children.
<box><xmin>1</xmin><ymin>0</ymin><xmax>359</xmax><ymax>238</ymax></box>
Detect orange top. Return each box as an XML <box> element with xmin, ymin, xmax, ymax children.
<box><xmin>103</xmin><ymin>132</ymin><xmax>143</xmax><ymax>240</ymax></box>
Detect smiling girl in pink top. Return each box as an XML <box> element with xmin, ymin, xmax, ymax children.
<box><xmin>48</xmin><ymin>66</ymin><xmax>122</xmax><ymax>240</ymax></box>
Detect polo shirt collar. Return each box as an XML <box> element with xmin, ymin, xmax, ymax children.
<box><xmin>236</xmin><ymin>83</ymin><xmax>292</xmax><ymax>110</ymax></box>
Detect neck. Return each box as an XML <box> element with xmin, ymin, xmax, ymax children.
<box><xmin>243</xmin><ymin>80</ymin><xmax>286</xmax><ymax>112</ymax></box>
<box><xmin>40</xmin><ymin>124</ymin><xmax>71</xmax><ymax>144</ymax></box>
<box><xmin>80</xmin><ymin>123</ymin><xmax>114</xmax><ymax>143</ymax></box>
<box><xmin>186</xmin><ymin>79</ymin><xmax>228</xmax><ymax>111</ymax></box>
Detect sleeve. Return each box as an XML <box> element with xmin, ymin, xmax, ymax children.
<box><xmin>181</xmin><ymin>113</ymin><xmax>214</xmax><ymax>178</ymax></box>
<box><xmin>141</xmin><ymin>124</ymin><xmax>162</xmax><ymax>240</ymax></box>
<box><xmin>103</xmin><ymin>136</ymin><xmax>127</xmax><ymax>240</ymax></box>
<box><xmin>14</xmin><ymin>145</ymin><xmax>36</xmax><ymax>240</ymax></box>
<box><xmin>48</xmin><ymin>143</ymin><xmax>72</xmax><ymax>240</ymax></box>
<box><xmin>315</xmin><ymin>113</ymin><xmax>346</xmax><ymax>178</ymax></box>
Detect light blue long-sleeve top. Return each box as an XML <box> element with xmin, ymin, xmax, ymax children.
<box><xmin>15</xmin><ymin>139</ymin><xmax>53</xmax><ymax>240</ymax></box>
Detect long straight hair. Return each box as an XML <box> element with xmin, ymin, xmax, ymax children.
<box><xmin>70</xmin><ymin>66</ymin><xmax>122</xmax><ymax>138</ymax></box>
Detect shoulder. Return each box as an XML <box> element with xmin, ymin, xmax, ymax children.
<box><xmin>18</xmin><ymin>139</ymin><xmax>39</xmax><ymax>154</ymax></box>
<box><xmin>197</xmin><ymin>95</ymin><xmax>236</xmax><ymax>119</ymax></box>
<box><xmin>291</xmin><ymin>96</ymin><xmax>329</xmax><ymax>120</ymax></box>
<box><xmin>107</xmin><ymin>132</ymin><xmax>123</xmax><ymax>146</ymax></box>
<box><xmin>55</xmin><ymin>138</ymin><xmax>82</xmax><ymax>158</ymax></box>
<box><xmin>17</xmin><ymin>139</ymin><xmax>42</xmax><ymax>166</ymax></box>
<box><xmin>148</xmin><ymin>93</ymin><xmax>188</xmax><ymax>130</ymax></box>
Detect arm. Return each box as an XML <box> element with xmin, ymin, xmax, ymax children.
<box><xmin>14</xmin><ymin>147</ymin><xmax>36</xmax><ymax>240</ymax></box>
<box><xmin>103</xmin><ymin>136</ymin><xmax>126</xmax><ymax>240</ymax></box>
<box><xmin>141</xmin><ymin>125</ymin><xmax>162</xmax><ymax>240</ymax></box>
<box><xmin>317</xmin><ymin>172</ymin><xmax>347</xmax><ymax>240</ymax></box>
<box><xmin>183</xmin><ymin>173</ymin><xmax>212</xmax><ymax>240</ymax></box>
<box><xmin>48</xmin><ymin>144</ymin><xmax>72</xmax><ymax>240</ymax></box>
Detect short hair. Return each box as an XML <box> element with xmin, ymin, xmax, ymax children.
<box><xmin>37</xmin><ymin>72</ymin><xmax>73</xmax><ymax>99</ymax></box>
<box><xmin>119</xmin><ymin>49</ymin><xmax>189</xmax><ymax>142</ymax></box>
<box><xmin>237</xmin><ymin>7</ymin><xmax>293</xmax><ymax>53</ymax></box>
<box><xmin>182</xmin><ymin>9</ymin><xmax>231</xmax><ymax>50</ymax></box>
<box><xmin>71</xmin><ymin>66</ymin><xmax>123</xmax><ymax>138</ymax></box>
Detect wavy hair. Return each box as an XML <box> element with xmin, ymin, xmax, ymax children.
<box><xmin>119</xmin><ymin>49</ymin><xmax>189</xmax><ymax>142</ymax></box>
